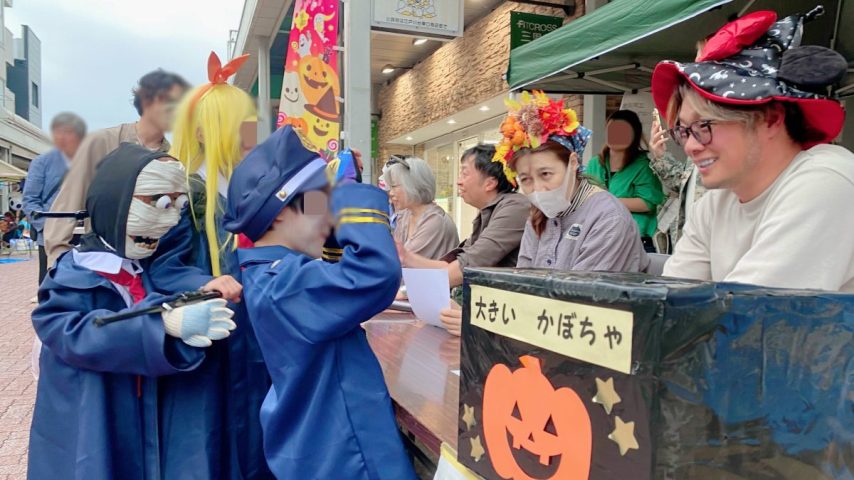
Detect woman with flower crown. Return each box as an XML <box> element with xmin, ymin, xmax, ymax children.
<box><xmin>497</xmin><ymin>91</ymin><xmax>649</xmax><ymax>272</ymax></box>
<box><xmin>438</xmin><ymin>92</ymin><xmax>650</xmax><ymax>336</ymax></box>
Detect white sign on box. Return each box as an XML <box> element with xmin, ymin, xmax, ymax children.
<box><xmin>371</xmin><ymin>0</ymin><xmax>464</xmax><ymax>39</ymax></box>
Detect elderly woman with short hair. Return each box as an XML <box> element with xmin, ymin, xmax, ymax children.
<box><xmin>386</xmin><ymin>156</ymin><xmax>459</xmax><ymax>260</ymax></box>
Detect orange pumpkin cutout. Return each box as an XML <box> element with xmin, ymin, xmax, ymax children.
<box><xmin>482</xmin><ymin>355</ymin><xmax>592</xmax><ymax>480</ymax></box>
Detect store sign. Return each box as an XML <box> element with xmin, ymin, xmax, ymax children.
<box><xmin>510</xmin><ymin>11</ymin><xmax>563</xmax><ymax>50</ymax></box>
<box><xmin>371</xmin><ymin>0</ymin><xmax>464</xmax><ymax>39</ymax></box>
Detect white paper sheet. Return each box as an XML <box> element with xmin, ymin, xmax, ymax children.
<box><xmin>402</xmin><ymin>268</ymin><xmax>450</xmax><ymax>328</ymax></box>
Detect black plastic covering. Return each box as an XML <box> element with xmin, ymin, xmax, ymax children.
<box><xmin>457</xmin><ymin>268</ymin><xmax>853</xmax><ymax>479</ymax></box>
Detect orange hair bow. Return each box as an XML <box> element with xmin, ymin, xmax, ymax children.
<box><xmin>188</xmin><ymin>51</ymin><xmax>251</xmax><ymax>116</ymax></box>
<box><xmin>208</xmin><ymin>51</ymin><xmax>250</xmax><ymax>84</ymax></box>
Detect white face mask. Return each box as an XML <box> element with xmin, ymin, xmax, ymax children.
<box><xmin>123</xmin><ymin>159</ymin><xmax>187</xmax><ymax>259</ymax></box>
<box><xmin>526</xmin><ymin>164</ymin><xmax>577</xmax><ymax>219</ymax></box>
<box><xmin>125</xmin><ymin>197</ymin><xmax>181</xmax><ymax>259</ymax></box>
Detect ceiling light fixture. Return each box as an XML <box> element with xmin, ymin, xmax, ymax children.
<box><xmin>447</xmin><ymin>119</ymin><xmax>457</xmax><ymax>125</ymax></box>
<box><xmin>405</xmin><ymin>136</ymin><xmax>414</xmax><ymax>141</ymax></box>
<box><xmin>479</xmin><ymin>105</ymin><xmax>490</xmax><ymax>112</ymax></box>
<box><xmin>413</xmin><ymin>38</ymin><xmax>428</xmax><ymax>46</ymax></box>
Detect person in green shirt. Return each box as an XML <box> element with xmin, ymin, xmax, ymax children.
<box><xmin>586</xmin><ymin>109</ymin><xmax>665</xmax><ymax>252</ymax></box>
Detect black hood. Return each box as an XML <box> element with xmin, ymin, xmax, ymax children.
<box><xmin>78</xmin><ymin>143</ymin><xmax>174</xmax><ymax>257</ymax></box>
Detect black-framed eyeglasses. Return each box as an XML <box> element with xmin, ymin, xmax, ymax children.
<box><xmin>669</xmin><ymin>120</ymin><xmax>716</xmax><ymax>147</ymax></box>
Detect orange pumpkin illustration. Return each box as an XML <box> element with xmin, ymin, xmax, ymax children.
<box><xmin>298</xmin><ymin>55</ymin><xmax>340</xmax><ymax>106</ymax></box>
<box><xmin>482</xmin><ymin>355</ymin><xmax>592</xmax><ymax>480</ymax></box>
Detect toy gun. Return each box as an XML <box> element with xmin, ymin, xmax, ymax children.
<box><xmin>94</xmin><ymin>290</ymin><xmax>223</xmax><ymax>327</ymax></box>
<box><xmin>31</xmin><ymin>210</ymin><xmax>89</xmax><ymax>220</ymax></box>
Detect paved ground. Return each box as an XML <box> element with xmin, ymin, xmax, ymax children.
<box><xmin>0</xmin><ymin>256</ymin><xmax>37</xmax><ymax>479</ymax></box>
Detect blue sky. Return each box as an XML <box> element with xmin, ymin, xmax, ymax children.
<box><xmin>5</xmin><ymin>0</ymin><xmax>245</xmax><ymax>132</ymax></box>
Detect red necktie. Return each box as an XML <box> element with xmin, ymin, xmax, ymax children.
<box><xmin>237</xmin><ymin>233</ymin><xmax>254</xmax><ymax>249</ymax></box>
<box><xmin>97</xmin><ymin>269</ymin><xmax>147</xmax><ymax>304</ymax></box>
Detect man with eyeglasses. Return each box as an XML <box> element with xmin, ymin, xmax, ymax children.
<box><xmin>651</xmin><ymin>10</ymin><xmax>854</xmax><ymax>292</ymax></box>
<box><xmin>45</xmin><ymin>70</ymin><xmax>189</xmax><ymax>266</ymax></box>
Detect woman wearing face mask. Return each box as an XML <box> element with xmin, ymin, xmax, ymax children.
<box><xmin>438</xmin><ymin>95</ymin><xmax>651</xmax><ymax>338</ymax></box>
<box><xmin>497</xmin><ymin>92</ymin><xmax>649</xmax><ymax>272</ymax></box>
<box><xmin>585</xmin><ymin>110</ymin><xmax>665</xmax><ymax>253</ymax></box>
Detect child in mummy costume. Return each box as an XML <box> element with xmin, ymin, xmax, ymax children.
<box><xmin>28</xmin><ymin>144</ymin><xmax>238</xmax><ymax>480</ymax></box>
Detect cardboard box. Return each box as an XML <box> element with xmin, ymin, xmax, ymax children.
<box><xmin>457</xmin><ymin>269</ymin><xmax>853</xmax><ymax>479</ymax></box>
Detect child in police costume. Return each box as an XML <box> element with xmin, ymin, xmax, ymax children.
<box><xmin>29</xmin><ymin>144</ymin><xmax>238</xmax><ymax>479</ymax></box>
<box><xmin>223</xmin><ymin>126</ymin><xmax>417</xmax><ymax>480</ymax></box>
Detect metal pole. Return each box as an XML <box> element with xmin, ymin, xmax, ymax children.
<box><xmin>342</xmin><ymin>0</ymin><xmax>373</xmax><ymax>182</ymax></box>
<box><xmin>583</xmin><ymin>0</ymin><xmax>609</xmax><ymax>165</ymax></box>
<box><xmin>257</xmin><ymin>35</ymin><xmax>272</xmax><ymax>143</ymax></box>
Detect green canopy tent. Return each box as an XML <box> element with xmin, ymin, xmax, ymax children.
<box><xmin>508</xmin><ymin>0</ymin><xmax>852</xmax><ymax>97</ymax></box>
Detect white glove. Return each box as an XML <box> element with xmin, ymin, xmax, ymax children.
<box><xmin>162</xmin><ymin>298</ymin><xmax>236</xmax><ymax>348</ymax></box>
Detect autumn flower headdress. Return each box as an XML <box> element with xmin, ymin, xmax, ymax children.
<box><xmin>493</xmin><ymin>90</ymin><xmax>592</xmax><ymax>187</ymax></box>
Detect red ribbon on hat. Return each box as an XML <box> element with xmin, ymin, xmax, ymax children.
<box><xmin>97</xmin><ymin>269</ymin><xmax>147</xmax><ymax>304</ymax></box>
<box><xmin>187</xmin><ymin>51</ymin><xmax>251</xmax><ymax>119</ymax></box>
<box><xmin>698</xmin><ymin>11</ymin><xmax>777</xmax><ymax>62</ymax></box>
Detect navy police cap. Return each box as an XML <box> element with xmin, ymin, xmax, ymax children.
<box><xmin>223</xmin><ymin>125</ymin><xmax>328</xmax><ymax>241</ymax></box>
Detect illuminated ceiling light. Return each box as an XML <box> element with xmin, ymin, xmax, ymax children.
<box><xmin>447</xmin><ymin>119</ymin><xmax>457</xmax><ymax>125</ymax></box>
<box><xmin>405</xmin><ymin>136</ymin><xmax>414</xmax><ymax>141</ymax></box>
<box><xmin>382</xmin><ymin>64</ymin><xmax>396</xmax><ymax>75</ymax></box>
<box><xmin>479</xmin><ymin>105</ymin><xmax>490</xmax><ymax>112</ymax></box>
<box><xmin>413</xmin><ymin>38</ymin><xmax>429</xmax><ymax>46</ymax></box>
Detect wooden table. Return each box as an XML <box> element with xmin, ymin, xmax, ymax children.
<box><xmin>365</xmin><ymin>310</ymin><xmax>460</xmax><ymax>458</ymax></box>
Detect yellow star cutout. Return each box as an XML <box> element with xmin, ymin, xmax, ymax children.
<box><xmin>608</xmin><ymin>416</ymin><xmax>639</xmax><ymax>456</ymax></box>
<box><xmin>462</xmin><ymin>404</ymin><xmax>476</xmax><ymax>430</ymax></box>
<box><xmin>592</xmin><ymin>377</ymin><xmax>621</xmax><ymax>415</ymax></box>
<box><xmin>469</xmin><ymin>435</ymin><xmax>485</xmax><ymax>462</ymax></box>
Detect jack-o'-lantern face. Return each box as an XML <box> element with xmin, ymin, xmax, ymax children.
<box><xmin>483</xmin><ymin>355</ymin><xmax>592</xmax><ymax>480</ymax></box>
<box><xmin>302</xmin><ymin>110</ymin><xmax>339</xmax><ymax>153</ymax></box>
<box><xmin>298</xmin><ymin>55</ymin><xmax>338</xmax><ymax>105</ymax></box>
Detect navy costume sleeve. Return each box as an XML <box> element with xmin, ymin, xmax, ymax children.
<box><xmin>34</xmin><ymin>267</ymin><xmax>205</xmax><ymax>376</ymax></box>
<box><xmin>263</xmin><ymin>183</ymin><xmax>401</xmax><ymax>344</ymax></box>
<box><xmin>148</xmin><ymin>209</ymin><xmax>215</xmax><ymax>294</ymax></box>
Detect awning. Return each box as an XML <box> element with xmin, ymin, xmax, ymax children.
<box><xmin>508</xmin><ymin>0</ymin><xmax>852</xmax><ymax>97</ymax></box>
<box><xmin>0</xmin><ymin>161</ymin><xmax>26</xmax><ymax>182</ymax></box>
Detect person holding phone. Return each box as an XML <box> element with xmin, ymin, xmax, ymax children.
<box><xmin>585</xmin><ymin>110</ymin><xmax>665</xmax><ymax>253</ymax></box>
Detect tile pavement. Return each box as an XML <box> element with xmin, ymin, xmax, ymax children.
<box><xmin>0</xmin><ymin>257</ymin><xmax>38</xmax><ymax>480</ymax></box>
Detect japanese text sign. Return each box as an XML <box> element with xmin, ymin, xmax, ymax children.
<box><xmin>469</xmin><ymin>285</ymin><xmax>634</xmax><ymax>374</ymax></box>
<box><xmin>510</xmin><ymin>11</ymin><xmax>563</xmax><ymax>50</ymax></box>
<box><xmin>371</xmin><ymin>0</ymin><xmax>464</xmax><ymax>38</ymax></box>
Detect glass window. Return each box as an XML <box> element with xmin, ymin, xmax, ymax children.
<box><xmin>31</xmin><ymin>82</ymin><xmax>38</xmax><ymax>108</ymax></box>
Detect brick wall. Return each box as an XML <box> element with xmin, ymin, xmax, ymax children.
<box><xmin>376</xmin><ymin>1</ymin><xmax>584</xmax><ymax>174</ymax></box>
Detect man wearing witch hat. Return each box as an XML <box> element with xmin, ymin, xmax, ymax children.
<box><xmin>28</xmin><ymin>144</ymin><xmax>240</xmax><ymax>479</ymax></box>
<box><xmin>652</xmin><ymin>7</ymin><xmax>854</xmax><ymax>292</ymax></box>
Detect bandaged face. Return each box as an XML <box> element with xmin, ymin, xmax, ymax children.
<box><xmin>125</xmin><ymin>158</ymin><xmax>188</xmax><ymax>259</ymax></box>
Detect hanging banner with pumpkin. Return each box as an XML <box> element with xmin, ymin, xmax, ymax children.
<box><xmin>458</xmin><ymin>269</ymin><xmax>854</xmax><ymax>479</ymax></box>
<box><xmin>277</xmin><ymin>0</ymin><xmax>341</xmax><ymax>160</ymax></box>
